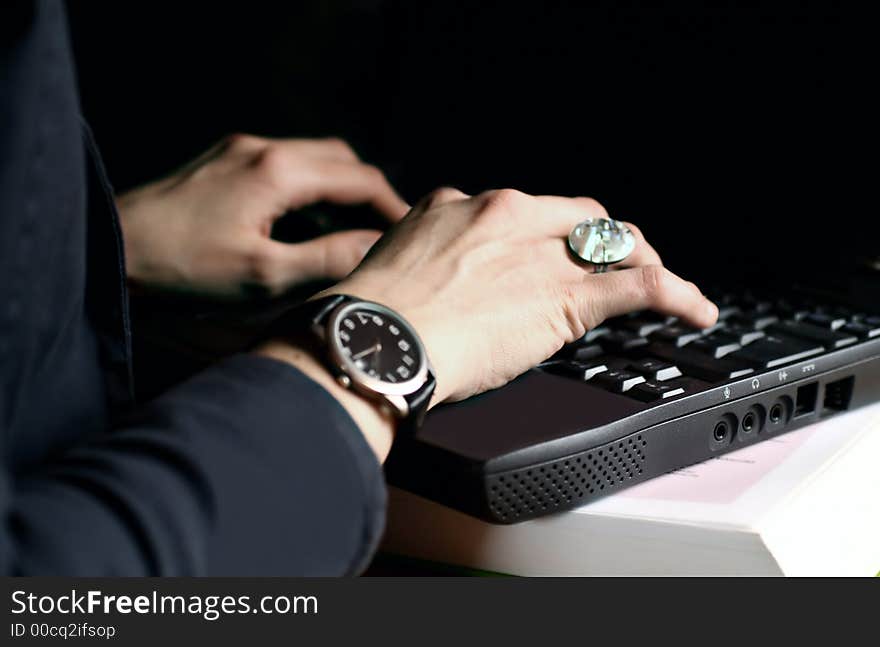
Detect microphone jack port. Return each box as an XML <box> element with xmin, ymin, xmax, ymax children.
<box><xmin>710</xmin><ymin>413</ymin><xmax>738</xmax><ymax>451</ymax></box>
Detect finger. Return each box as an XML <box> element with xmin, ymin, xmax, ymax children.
<box><xmin>151</xmin><ymin>134</ymin><xmax>263</xmax><ymax>190</ymax></box>
<box><xmin>286</xmin><ymin>160</ymin><xmax>410</xmax><ymax>222</ymax></box>
<box><xmin>535</xmin><ymin>196</ymin><xmax>609</xmax><ymax>234</ymax></box>
<box><xmin>274</xmin><ymin>137</ymin><xmax>360</xmax><ymax>163</ymax></box>
<box><xmin>580</xmin><ymin>265</ymin><xmax>719</xmax><ymax>329</ymax></box>
<box><xmin>416</xmin><ymin>186</ymin><xmax>470</xmax><ymax>210</ymax></box>
<box><xmin>614</xmin><ymin>221</ymin><xmax>663</xmax><ymax>268</ymax></box>
<box><xmin>265</xmin><ymin>229</ymin><xmax>383</xmax><ymax>285</ymax></box>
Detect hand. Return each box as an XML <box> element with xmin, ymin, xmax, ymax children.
<box><xmin>324</xmin><ymin>188</ymin><xmax>719</xmax><ymax>404</ymax></box>
<box><xmin>260</xmin><ymin>187</ymin><xmax>718</xmax><ymax>460</ymax></box>
<box><xmin>117</xmin><ymin>134</ymin><xmax>409</xmax><ymax>297</ymax></box>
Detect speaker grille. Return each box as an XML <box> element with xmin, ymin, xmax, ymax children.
<box><xmin>486</xmin><ymin>434</ymin><xmax>648</xmax><ymax>522</ymax></box>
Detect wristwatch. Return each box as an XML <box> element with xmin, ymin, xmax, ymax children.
<box><xmin>272</xmin><ymin>294</ymin><xmax>436</xmax><ymax>435</ymax></box>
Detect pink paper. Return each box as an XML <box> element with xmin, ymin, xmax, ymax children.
<box><xmin>622</xmin><ymin>425</ymin><xmax>818</xmax><ymax>504</ymax></box>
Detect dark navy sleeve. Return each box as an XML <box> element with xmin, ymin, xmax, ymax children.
<box><xmin>4</xmin><ymin>354</ymin><xmax>387</xmax><ymax>575</ymax></box>
<box><xmin>1</xmin><ymin>0</ymin><xmax>387</xmax><ymax>576</ymax></box>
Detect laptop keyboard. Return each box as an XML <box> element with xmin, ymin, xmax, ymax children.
<box><xmin>540</xmin><ymin>292</ymin><xmax>880</xmax><ymax>403</ymax></box>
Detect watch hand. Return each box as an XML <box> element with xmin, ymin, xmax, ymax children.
<box><xmin>371</xmin><ymin>339</ymin><xmax>382</xmax><ymax>372</ymax></box>
<box><xmin>351</xmin><ymin>342</ymin><xmax>382</xmax><ymax>361</ymax></box>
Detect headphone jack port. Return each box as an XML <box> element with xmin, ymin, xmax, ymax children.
<box><xmin>739</xmin><ymin>404</ymin><xmax>766</xmax><ymax>440</ymax></box>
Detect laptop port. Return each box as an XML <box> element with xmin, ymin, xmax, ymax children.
<box><xmin>770</xmin><ymin>403</ymin><xmax>784</xmax><ymax>423</ymax></box>
<box><xmin>767</xmin><ymin>395</ymin><xmax>792</xmax><ymax>432</ymax></box>
<box><xmin>710</xmin><ymin>413</ymin><xmax>737</xmax><ymax>451</ymax></box>
<box><xmin>823</xmin><ymin>376</ymin><xmax>854</xmax><ymax>414</ymax></box>
<box><xmin>740</xmin><ymin>404</ymin><xmax>765</xmax><ymax>439</ymax></box>
<box><xmin>794</xmin><ymin>382</ymin><xmax>818</xmax><ymax>418</ymax></box>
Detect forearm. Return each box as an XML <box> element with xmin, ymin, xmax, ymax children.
<box><xmin>5</xmin><ymin>355</ymin><xmax>386</xmax><ymax>575</ymax></box>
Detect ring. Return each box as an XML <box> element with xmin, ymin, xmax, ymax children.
<box><xmin>568</xmin><ymin>217</ymin><xmax>635</xmax><ymax>273</ymax></box>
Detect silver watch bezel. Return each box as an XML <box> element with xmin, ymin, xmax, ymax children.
<box><xmin>323</xmin><ymin>300</ymin><xmax>430</xmax><ymax>400</ymax></box>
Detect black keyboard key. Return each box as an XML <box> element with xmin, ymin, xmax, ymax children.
<box><xmin>690</xmin><ymin>333</ymin><xmax>742</xmax><ymax>358</ymax></box>
<box><xmin>636</xmin><ymin>311</ymin><xmax>678</xmax><ymax>325</ymax></box>
<box><xmin>707</xmin><ymin>291</ymin><xmax>737</xmax><ymax>306</ymax></box>
<box><xmin>803</xmin><ymin>313</ymin><xmax>848</xmax><ymax>331</ymax></box>
<box><xmin>565</xmin><ymin>343</ymin><xmax>604</xmax><ymax>362</ymax></box>
<box><xmin>552</xmin><ymin>339</ymin><xmax>600</xmax><ymax>362</ymax></box>
<box><xmin>628</xmin><ymin>379</ymin><xmax>687</xmax><ymax>402</ymax></box>
<box><xmin>814</xmin><ymin>304</ymin><xmax>856</xmax><ymax>319</ymax></box>
<box><xmin>841</xmin><ymin>321</ymin><xmax>880</xmax><ymax>340</ymax></box>
<box><xmin>776</xmin><ymin>301</ymin><xmax>811</xmax><ymax>321</ymax></box>
<box><xmin>718</xmin><ymin>325</ymin><xmax>766</xmax><ymax>346</ymax></box>
<box><xmin>582</xmin><ymin>326</ymin><xmax>611</xmax><ymax>343</ymax></box>
<box><xmin>728</xmin><ymin>312</ymin><xmax>779</xmax><ymax>330</ymax></box>
<box><xmin>739</xmin><ymin>297</ymin><xmax>773</xmax><ymax>314</ymax></box>
<box><xmin>593</xmin><ymin>369</ymin><xmax>646</xmax><ymax>393</ymax></box>
<box><xmin>627</xmin><ymin>358</ymin><xmax>682</xmax><ymax>381</ymax></box>
<box><xmin>645</xmin><ymin>343</ymin><xmax>755</xmax><ymax>382</ymax></box>
<box><xmin>852</xmin><ymin>315</ymin><xmax>880</xmax><ymax>328</ymax></box>
<box><xmin>599</xmin><ymin>330</ymin><xmax>650</xmax><ymax>353</ymax></box>
<box><xmin>617</xmin><ymin>316</ymin><xmax>667</xmax><ymax>337</ymax></box>
<box><xmin>544</xmin><ymin>359</ymin><xmax>610</xmax><ymax>381</ymax></box>
<box><xmin>649</xmin><ymin>324</ymin><xmax>705</xmax><ymax>347</ymax></box>
<box><xmin>716</xmin><ymin>304</ymin><xmax>741</xmax><ymax>320</ymax></box>
<box><xmin>766</xmin><ymin>321</ymin><xmax>858</xmax><ymax>350</ymax></box>
<box><xmin>728</xmin><ymin>334</ymin><xmax>824</xmax><ymax>368</ymax></box>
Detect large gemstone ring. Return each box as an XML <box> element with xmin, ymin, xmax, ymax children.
<box><xmin>567</xmin><ymin>217</ymin><xmax>636</xmax><ymax>273</ymax></box>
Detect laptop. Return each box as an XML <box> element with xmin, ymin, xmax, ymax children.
<box><xmin>384</xmin><ymin>257</ymin><xmax>880</xmax><ymax>523</ymax></box>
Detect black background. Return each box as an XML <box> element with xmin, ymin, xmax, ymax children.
<box><xmin>67</xmin><ymin>1</ymin><xmax>874</xmax><ymax>287</ymax></box>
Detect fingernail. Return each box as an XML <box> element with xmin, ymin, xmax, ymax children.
<box><xmin>706</xmin><ymin>301</ymin><xmax>719</xmax><ymax>321</ymax></box>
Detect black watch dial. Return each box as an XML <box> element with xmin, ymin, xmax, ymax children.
<box><xmin>331</xmin><ymin>302</ymin><xmax>425</xmax><ymax>385</ymax></box>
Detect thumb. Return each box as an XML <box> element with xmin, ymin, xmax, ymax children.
<box><xmin>266</xmin><ymin>229</ymin><xmax>383</xmax><ymax>285</ymax></box>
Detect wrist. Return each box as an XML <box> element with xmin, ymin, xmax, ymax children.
<box><xmin>314</xmin><ymin>278</ymin><xmax>454</xmax><ymax>405</ymax></box>
<box><xmin>116</xmin><ymin>191</ymin><xmax>151</xmax><ymax>284</ymax></box>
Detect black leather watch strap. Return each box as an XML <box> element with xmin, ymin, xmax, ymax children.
<box><xmin>296</xmin><ymin>294</ymin><xmax>351</xmax><ymax>330</ymax></box>
<box><xmin>401</xmin><ymin>374</ymin><xmax>436</xmax><ymax>436</ymax></box>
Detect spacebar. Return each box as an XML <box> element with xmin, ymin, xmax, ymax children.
<box><xmin>644</xmin><ymin>343</ymin><xmax>754</xmax><ymax>382</ymax></box>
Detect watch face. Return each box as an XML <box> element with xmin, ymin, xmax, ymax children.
<box><xmin>328</xmin><ymin>301</ymin><xmax>427</xmax><ymax>392</ymax></box>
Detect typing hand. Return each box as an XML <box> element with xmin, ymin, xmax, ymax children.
<box><xmin>117</xmin><ymin>134</ymin><xmax>408</xmax><ymax>297</ymax></box>
<box><xmin>325</xmin><ymin>188</ymin><xmax>719</xmax><ymax>404</ymax></box>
